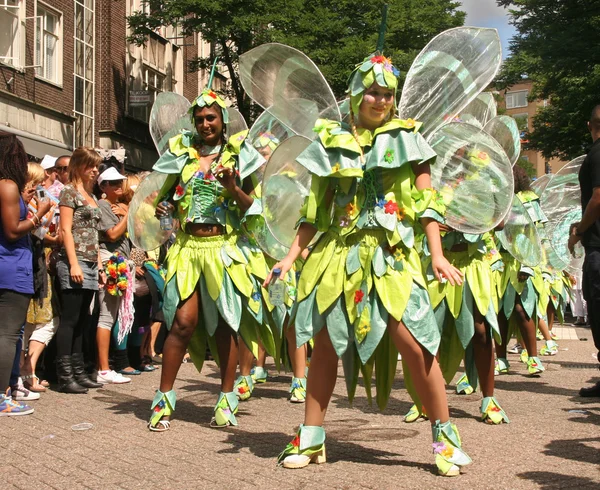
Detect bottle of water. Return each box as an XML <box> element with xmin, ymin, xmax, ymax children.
<box><xmin>159</xmin><ymin>201</ymin><xmax>173</xmax><ymax>231</ymax></box>
<box><xmin>268</xmin><ymin>268</ymin><xmax>285</xmax><ymax>306</ymax></box>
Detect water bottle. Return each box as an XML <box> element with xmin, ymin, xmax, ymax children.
<box><xmin>159</xmin><ymin>201</ymin><xmax>173</xmax><ymax>231</ymax></box>
<box><xmin>268</xmin><ymin>268</ymin><xmax>285</xmax><ymax>306</ymax></box>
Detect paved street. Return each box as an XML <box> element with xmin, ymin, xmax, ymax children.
<box><xmin>2</xmin><ymin>324</ymin><xmax>599</xmax><ymax>489</ymax></box>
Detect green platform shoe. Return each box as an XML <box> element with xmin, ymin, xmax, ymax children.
<box><xmin>211</xmin><ymin>392</ymin><xmax>239</xmax><ymax>428</ymax></box>
<box><xmin>251</xmin><ymin>366</ymin><xmax>268</xmax><ymax>383</ymax></box>
<box><xmin>432</xmin><ymin>420</ymin><xmax>472</xmax><ymax>476</ymax></box>
<box><xmin>481</xmin><ymin>396</ymin><xmax>510</xmax><ymax>425</ymax></box>
<box><xmin>278</xmin><ymin>425</ymin><xmax>326</xmax><ymax>469</ymax></box>
<box><xmin>148</xmin><ymin>389</ymin><xmax>176</xmax><ymax>432</ymax></box>
<box><xmin>456</xmin><ymin>374</ymin><xmax>474</xmax><ymax>395</ymax></box>
<box><xmin>404</xmin><ymin>404</ymin><xmax>428</xmax><ymax>423</ymax></box>
<box><xmin>234</xmin><ymin>375</ymin><xmax>254</xmax><ymax>401</ymax></box>
<box><xmin>289</xmin><ymin>377</ymin><xmax>306</xmax><ymax>403</ymax></box>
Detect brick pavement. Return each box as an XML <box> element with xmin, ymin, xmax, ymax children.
<box><xmin>2</xmin><ymin>325</ymin><xmax>599</xmax><ymax>489</ymax></box>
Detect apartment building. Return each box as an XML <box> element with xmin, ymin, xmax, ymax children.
<box><xmin>498</xmin><ymin>80</ymin><xmax>565</xmax><ymax>176</ymax></box>
<box><xmin>0</xmin><ymin>0</ymin><xmax>208</xmax><ymax>171</ymax></box>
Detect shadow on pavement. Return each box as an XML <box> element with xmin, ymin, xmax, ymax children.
<box><xmin>541</xmin><ymin>437</ymin><xmax>600</xmax><ymax>465</ymax></box>
<box><xmin>517</xmin><ymin>471</ymin><xmax>599</xmax><ymax>489</ymax></box>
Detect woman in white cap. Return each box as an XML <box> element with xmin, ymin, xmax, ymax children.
<box><xmin>95</xmin><ymin>166</ymin><xmax>135</xmax><ymax>384</ymax></box>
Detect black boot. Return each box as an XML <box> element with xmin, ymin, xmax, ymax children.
<box><xmin>72</xmin><ymin>353</ymin><xmax>102</xmax><ymax>388</ymax></box>
<box><xmin>56</xmin><ymin>355</ymin><xmax>88</xmax><ymax>394</ymax></box>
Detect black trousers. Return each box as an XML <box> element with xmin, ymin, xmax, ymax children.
<box><xmin>0</xmin><ymin>289</ymin><xmax>31</xmax><ymax>389</ymax></box>
<box><xmin>582</xmin><ymin>248</ymin><xmax>600</xmax><ymax>360</ymax></box>
<box><xmin>55</xmin><ymin>289</ymin><xmax>95</xmax><ymax>358</ymax></box>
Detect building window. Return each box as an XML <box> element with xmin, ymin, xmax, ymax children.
<box><xmin>35</xmin><ymin>5</ymin><xmax>61</xmax><ymax>83</ymax></box>
<box><xmin>129</xmin><ymin>64</ymin><xmax>165</xmax><ymax>122</ymax></box>
<box><xmin>0</xmin><ymin>0</ymin><xmax>23</xmax><ymax>67</ymax></box>
<box><xmin>74</xmin><ymin>0</ymin><xmax>94</xmax><ymax>147</ymax></box>
<box><xmin>506</xmin><ymin>90</ymin><xmax>528</xmax><ymax>109</ymax></box>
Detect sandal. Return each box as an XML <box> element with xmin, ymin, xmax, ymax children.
<box><xmin>481</xmin><ymin>396</ymin><xmax>510</xmax><ymax>425</ymax></box>
<box><xmin>22</xmin><ymin>374</ymin><xmax>47</xmax><ymax>393</ymax></box>
<box><xmin>148</xmin><ymin>389</ymin><xmax>176</xmax><ymax>432</ymax></box>
<box><xmin>495</xmin><ymin>357</ymin><xmax>510</xmax><ymax>376</ymax></box>
<box><xmin>455</xmin><ymin>374</ymin><xmax>474</xmax><ymax>395</ymax></box>
<box><xmin>432</xmin><ymin>420</ymin><xmax>472</xmax><ymax>477</ymax></box>
<box><xmin>289</xmin><ymin>377</ymin><xmax>306</xmax><ymax>403</ymax></box>
<box><xmin>527</xmin><ymin>356</ymin><xmax>545</xmax><ymax>375</ymax></box>
<box><xmin>234</xmin><ymin>375</ymin><xmax>254</xmax><ymax>401</ymax></box>
<box><xmin>210</xmin><ymin>392</ymin><xmax>239</xmax><ymax>427</ymax></box>
<box><xmin>278</xmin><ymin>425</ymin><xmax>326</xmax><ymax>469</ymax></box>
<box><xmin>404</xmin><ymin>404</ymin><xmax>428</xmax><ymax>423</ymax></box>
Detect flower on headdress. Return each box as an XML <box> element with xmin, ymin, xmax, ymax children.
<box><xmin>354</xmin><ymin>290</ymin><xmax>365</xmax><ymax>304</ymax></box>
<box><xmin>384</xmin><ymin>149</ymin><xmax>395</xmax><ymax>164</ymax></box>
<box><xmin>371</xmin><ymin>55</ymin><xmax>386</xmax><ymax>64</ymax></box>
<box><xmin>392</xmin><ymin>66</ymin><xmax>400</xmax><ymax>77</ymax></box>
<box><xmin>384</xmin><ymin>200</ymin><xmax>399</xmax><ymax>215</ymax></box>
<box><xmin>207</xmin><ymin>90</ymin><xmax>217</xmax><ymax>99</ymax></box>
<box><xmin>396</xmin><ymin>207</ymin><xmax>405</xmax><ymax>221</ymax></box>
<box><xmin>175</xmin><ymin>185</ymin><xmax>185</xmax><ymax>197</ymax></box>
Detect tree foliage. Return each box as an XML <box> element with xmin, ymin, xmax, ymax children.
<box><xmin>127</xmin><ymin>0</ymin><xmax>465</xmax><ymax>120</ymax></box>
<box><xmin>496</xmin><ymin>0</ymin><xmax>600</xmax><ymax>160</ymax></box>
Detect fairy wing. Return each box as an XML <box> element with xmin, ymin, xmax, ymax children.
<box><xmin>399</xmin><ymin>27</ymin><xmax>502</xmax><ymax>139</ymax></box>
<box><xmin>459</xmin><ymin>92</ymin><xmax>498</xmax><ymax>128</ymax></box>
<box><xmin>531</xmin><ymin>173</ymin><xmax>552</xmax><ymax>196</ymax></box>
<box><xmin>239</xmin><ymin>43</ymin><xmax>341</xmax><ymax>139</ymax></box>
<box><xmin>149</xmin><ymin>92</ymin><xmax>194</xmax><ymax>155</ymax></box>
<box><xmin>496</xmin><ymin>195</ymin><xmax>542</xmax><ymax>267</ymax></box>
<box><xmin>428</xmin><ymin>121</ymin><xmax>514</xmax><ymax>234</ymax></box>
<box><xmin>483</xmin><ymin>116</ymin><xmax>521</xmax><ymax>167</ymax></box>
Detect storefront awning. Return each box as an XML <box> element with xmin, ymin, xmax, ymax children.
<box><xmin>0</xmin><ymin>124</ymin><xmax>72</xmax><ymax>159</ymax></box>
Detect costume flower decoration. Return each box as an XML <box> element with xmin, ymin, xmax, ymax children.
<box><xmin>345</xmin><ymin>202</ymin><xmax>357</xmax><ymax>217</ymax></box>
<box><xmin>384</xmin><ymin>149</ymin><xmax>395</xmax><ymax>164</ymax></box>
<box><xmin>291</xmin><ymin>435</ymin><xmax>300</xmax><ymax>447</ymax></box>
<box><xmin>339</xmin><ymin>215</ymin><xmax>351</xmax><ymax>227</ymax></box>
<box><xmin>396</xmin><ymin>207</ymin><xmax>405</xmax><ymax>221</ymax></box>
<box><xmin>189</xmin><ymin>87</ymin><xmax>229</xmax><ymax>124</ymax></box>
<box><xmin>175</xmin><ymin>185</ymin><xmax>185</xmax><ymax>197</ymax></box>
<box><xmin>251</xmin><ymin>291</ymin><xmax>261</xmax><ymax>302</ymax></box>
<box><xmin>432</xmin><ymin>442</ymin><xmax>454</xmax><ymax>458</ymax></box>
<box><xmin>105</xmin><ymin>253</ymin><xmax>129</xmax><ymax>297</ymax></box>
<box><xmin>331</xmin><ymin>163</ymin><xmax>341</xmax><ymax>173</ymax></box>
<box><xmin>354</xmin><ymin>290</ymin><xmax>365</xmax><ymax>304</ymax></box>
<box><xmin>393</xmin><ymin>248</ymin><xmax>405</xmax><ymax>262</ymax></box>
<box><xmin>384</xmin><ymin>200</ymin><xmax>399</xmax><ymax>215</ymax></box>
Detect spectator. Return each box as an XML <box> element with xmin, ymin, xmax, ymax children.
<box><xmin>0</xmin><ymin>132</ymin><xmax>50</xmax><ymax>415</ymax></box>
<box><xmin>54</xmin><ymin>155</ymin><xmax>70</xmax><ymax>185</ymax></box>
<box><xmin>569</xmin><ymin>104</ymin><xmax>600</xmax><ymax>397</ymax></box>
<box><xmin>54</xmin><ymin>147</ymin><xmax>104</xmax><ymax>394</ymax></box>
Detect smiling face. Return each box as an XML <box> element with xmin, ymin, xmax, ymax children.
<box><xmin>194</xmin><ymin>105</ymin><xmax>224</xmax><ymax>147</ymax></box>
<box><xmin>100</xmin><ymin>179</ymin><xmax>124</xmax><ymax>200</ymax></box>
<box><xmin>357</xmin><ymin>83</ymin><xmax>395</xmax><ymax>131</ymax></box>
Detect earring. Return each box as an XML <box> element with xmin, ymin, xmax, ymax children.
<box><xmin>101</xmin><ymin>193</ymin><xmax>107</xmax><ymax>199</ymax></box>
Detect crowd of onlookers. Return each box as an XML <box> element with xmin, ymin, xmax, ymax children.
<box><xmin>0</xmin><ymin>131</ymin><xmax>169</xmax><ymax>416</ymax></box>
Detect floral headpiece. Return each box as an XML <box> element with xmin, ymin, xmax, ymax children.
<box><xmin>347</xmin><ymin>53</ymin><xmax>400</xmax><ymax>117</ymax></box>
<box><xmin>253</xmin><ymin>131</ymin><xmax>280</xmax><ymax>151</ymax></box>
<box><xmin>189</xmin><ymin>87</ymin><xmax>229</xmax><ymax>125</ymax></box>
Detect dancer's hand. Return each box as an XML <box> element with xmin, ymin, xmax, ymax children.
<box><xmin>155</xmin><ymin>201</ymin><xmax>174</xmax><ymax>219</ymax></box>
<box><xmin>263</xmin><ymin>257</ymin><xmax>294</xmax><ymax>287</ymax></box>
<box><xmin>214</xmin><ymin>165</ymin><xmax>237</xmax><ymax>192</ymax></box>
<box><xmin>431</xmin><ymin>254</ymin><xmax>463</xmax><ymax>286</ymax></box>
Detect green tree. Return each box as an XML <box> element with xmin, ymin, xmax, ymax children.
<box><xmin>496</xmin><ymin>0</ymin><xmax>600</xmax><ymax>160</ymax></box>
<box><xmin>127</xmin><ymin>1</ymin><xmax>465</xmax><ymax>120</ymax></box>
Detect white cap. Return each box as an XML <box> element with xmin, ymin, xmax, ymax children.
<box><xmin>40</xmin><ymin>155</ymin><xmax>58</xmax><ymax>170</ymax></box>
<box><xmin>98</xmin><ymin>167</ymin><xmax>127</xmax><ymax>185</ymax></box>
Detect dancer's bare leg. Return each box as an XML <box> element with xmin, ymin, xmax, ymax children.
<box><xmin>537</xmin><ymin>317</ymin><xmax>552</xmax><ymax>341</ymax></box>
<box><xmin>495</xmin><ymin>311</ymin><xmax>509</xmax><ymax>359</ymax></box>
<box><xmin>303</xmin><ymin>327</ymin><xmax>338</xmax><ymax>426</ymax></box>
<box><xmin>472</xmin><ymin>309</ymin><xmax>494</xmax><ymax>397</ymax></box>
<box><xmin>514</xmin><ymin>300</ymin><xmax>538</xmax><ymax>357</ymax></box>
<box><xmin>388</xmin><ymin>318</ymin><xmax>449</xmax><ymax>423</ymax></box>
<box><xmin>238</xmin><ymin>337</ymin><xmax>254</xmax><ymax>377</ymax></box>
<box><xmin>214</xmin><ymin>319</ymin><xmax>238</xmax><ymax>393</ymax></box>
<box><xmin>286</xmin><ymin>322</ymin><xmax>307</xmax><ymax>378</ymax></box>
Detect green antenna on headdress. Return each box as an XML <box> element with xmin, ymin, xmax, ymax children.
<box><xmin>207</xmin><ymin>56</ymin><xmax>219</xmax><ymax>89</ymax></box>
<box><xmin>376</xmin><ymin>3</ymin><xmax>389</xmax><ymax>53</ymax></box>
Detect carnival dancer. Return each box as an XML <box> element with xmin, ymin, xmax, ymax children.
<box><xmin>265</xmin><ymin>54</ymin><xmax>472</xmax><ymax>476</ymax></box>
<box><xmin>147</xmin><ymin>87</ymin><xmax>266</xmax><ymax>430</ymax></box>
<box><xmin>495</xmin><ymin>166</ymin><xmax>547</xmax><ymax>376</ymax></box>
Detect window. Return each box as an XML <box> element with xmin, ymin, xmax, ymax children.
<box><xmin>74</xmin><ymin>0</ymin><xmax>94</xmax><ymax>147</ymax></box>
<box><xmin>506</xmin><ymin>90</ymin><xmax>528</xmax><ymax>109</ymax></box>
<box><xmin>129</xmin><ymin>65</ymin><xmax>165</xmax><ymax>122</ymax></box>
<box><xmin>35</xmin><ymin>5</ymin><xmax>61</xmax><ymax>83</ymax></box>
<box><xmin>0</xmin><ymin>0</ymin><xmax>23</xmax><ymax>67</ymax></box>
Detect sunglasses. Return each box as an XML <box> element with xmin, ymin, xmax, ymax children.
<box><xmin>103</xmin><ymin>180</ymin><xmax>123</xmax><ymax>187</ymax></box>
<box><xmin>55</xmin><ymin>166</ymin><xmax>68</xmax><ymax>172</ymax></box>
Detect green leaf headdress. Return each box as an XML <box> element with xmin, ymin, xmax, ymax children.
<box><xmin>347</xmin><ymin>4</ymin><xmax>400</xmax><ymax>117</ymax></box>
<box><xmin>189</xmin><ymin>57</ymin><xmax>229</xmax><ymax>125</ymax></box>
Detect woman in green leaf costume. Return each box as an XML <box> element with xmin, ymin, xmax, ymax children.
<box><xmin>265</xmin><ymin>54</ymin><xmax>472</xmax><ymax>476</ymax></box>
<box><xmin>148</xmin><ymin>88</ymin><xmax>268</xmax><ymax>431</ymax></box>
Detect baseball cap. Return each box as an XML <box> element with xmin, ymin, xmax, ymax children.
<box><xmin>40</xmin><ymin>155</ymin><xmax>58</xmax><ymax>170</ymax></box>
<box><xmin>98</xmin><ymin>167</ymin><xmax>127</xmax><ymax>185</ymax></box>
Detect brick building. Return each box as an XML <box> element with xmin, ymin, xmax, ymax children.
<box><xmin>0</xmin><ymin>0</ymin><xmax>210</xmax><ymax>171</ymax></box>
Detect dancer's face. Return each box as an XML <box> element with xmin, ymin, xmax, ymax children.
<box><xmin>194</xmin><ymin>105</ymin><xmax>224</xmax><ymax>146</ymax></box>
<box><xmin>359</xmin><ymin>82</ymin><xmax>394</xmax><ymax>130</ymax></box>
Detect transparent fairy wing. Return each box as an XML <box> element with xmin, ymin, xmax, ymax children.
<box><xmin>496</xmin><ymin>195</ymin><xmax>542</xmax><ymax>267</ymax></box>
<box><xmin>127</xmin><ymin>171</ymin><xmax>178</xmax><ymax>251</ymax></box>
<box><xmin>399</xmin><ymin>27</ymin><xmax>502</xmax><ymax>139</ymax></box>
<box><xmin>459</xmin><ymin>92</ymin><xmax>498</xmax><ymax>128</ymax></box>
<box><xmin>259</xmin><ymin>135</ymin><xmax>318</xmax><ymax>257</ymax></box>
<box><xmin>239</xmin><ymin>43</ymin><xmax>341</xmax><ymax>139</ymax></box>
<box><xmin>428</xmin><ymin>121</ymin><xmax>514</xmax><ymax>234</ymax></box>
<box><xmin>539</xmin><ymin>155</ymin><xmax>586</xmax><ymax>272</ymax></box>
<box><xmin>227</xmin><ymin>107</ymin><xmax>248</xmax><ymax>137</ymax></box>
<box><xmin>149</xmin><ymin>92</ymin><xmax>193</xmax><ymax>155</ymax></box>
<box><xmin>483</xmin><ymin>116</ymin><xmax>521</xmax><ymax>167</ymax></box>
<box><xmin>531</xmin><ymin>173</ymin><xmax>552</xmax><ymax>196</ymax></box>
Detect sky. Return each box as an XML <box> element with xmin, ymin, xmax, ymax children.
<box><xmin>457</xmin><ymin>0</ymin><xmax>517</xmax><ymax>58</ymax></box>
